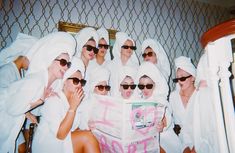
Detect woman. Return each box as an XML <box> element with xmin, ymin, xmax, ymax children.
<box><xmin>32</xmin><ymin>57</ymin><xmax>100</xmax><ymax>153</ymax></box>
<box><xmin>77</xmin><ymin>66</ymin><xmax>111</xmax><ymax>130</ymax></box>
<box><xmin>89</xmin><ymin>27</ymin><xmax>110</xmax><ymax>69</ymax></box>
<box><xmin>141</xmin><ymin>39</ymin><xmax>170</xmax><ymax>81</ymax></box>
<box><xmin>107</xmin><ymin>32</ymin><xmax>139</xmax><ymax>97</ymax></box>
<box><xmin>0</xmin><ymin>32</ymin><xmax>76</xmax><ymax>153</ymax></box>
<box><xmin>0</xmin><ymin>33</ymin><xmax>38</xmax><ymax>153</ymax></box>
<box><xmin>0</xmin><ymin>33</ymin><xmax>38</xmax><ymax>89</ymax></box>
<box><xmin>74</xmin><ymin>27</ymin><xmax>99</xmax><ymax>70</ymax></box>
<box><xmin>74</xmin><ymin>27</ymin><xmax>99</xmax><ymax>94</ymax></box>
<box><xmin>117</xmin><ymin>66</ymin><xmax>136</xmax><ymax>99</ymax></box>
<box><xmin>136</xmin><ymin>62</ymin><xmax>182</xmax><ymax>153</ymax></box>
<box><xmin>169</xmin><ymin>56</ymin><xmax>197</xmax><ymax>134</ymax></box>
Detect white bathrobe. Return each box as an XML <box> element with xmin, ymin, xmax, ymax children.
<box><xmin>135</xmin><ymin>62</ymin><xmax>182</xmax><ymax>153</ymax></box>
<box><xmin>0</xmin><ymin>32</ymin><xmax>76</xmax><ymax>153</ymax></box>
<box><xmin>32</xmin><ymin>91</ymin><xmax>79</xmax><ymax>153</ymax></box>
<box><xmin>181</xmin><ymin>54</ymin><xmax>220</xmax><ymax>153</ymax></box>
<box><xmin>0</xmin><ymin>62</ymin><xmax>21</xmax><ymax>89</ymax></box>
<box><xmin>0</xmin><ymin>70</ymin><xmax>48</xmax><ymax>153</ymax></box>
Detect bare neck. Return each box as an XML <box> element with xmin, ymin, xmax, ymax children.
<box><xmin>81</xmin><ymin>54</ymin><xmax>89</xmax><ymax>68</ymax></box>
<box><xmin>96</xmin><ymin>55</ymin><xmax>105</xmax><ymax>65</ymax></box>
<box><xmin>180</xmin><ymin>85</ymin><xmax>195</xmax><ymax>97</ymax></box>
<box><xmin>47</xmin><ymin>70</ymin><xmax>57</xmax><ymax>88</ymax></box>
<box><xmin>121</xmin><ymin>55</ymin><xmax>129</xmax><ymax>65</ymax></box>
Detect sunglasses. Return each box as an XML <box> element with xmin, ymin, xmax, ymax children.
<box><xmin>55</xmin><ymin>59</ymin><xmax>71</xmax><ymax>68</ymax></box>
<box><xmin>67</xmin><ymin>77</ymin><xmax>86</xmax><ymax>86</ymax></box>
<box><xmin>138</xmin><ymin>84</ymin><xmax>154</xmax><ymax>90</ymax></box>
<box><xmin>142</xmin><ymin>52</ymin><xmax>154</xmax><ymax>58</ymax></box>
<box><xmin>173</xmin><ymin>75</ymin><xmax>192</xmax><ymax>83</ymax></box>
<box><xmin>83</xmin><ymin>45</ymin><xmax>99</xmax><ymax>54</ymax></box>
<box><xmin>96</xmin><ymin>85</ymin><xmax>111</xmax><ymax>91</ymax></box>
<box><xmin>121</xmin><ymin>45</ymin><xmax>137</xmax><ymax>50</ymax></box>
<box><xmin>120</xmin><ymin>84</ymin><xmax>136</xmax><ymax>90</ymax></box>
<box><xmin>98</xmin><ymin>44</ymin><xmax>109</xmax><ymax>49</ymax></box>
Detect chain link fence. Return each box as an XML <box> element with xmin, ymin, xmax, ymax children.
<box><xmin>0</xmin><ymin>0</ymin><xmax>231</xmax><ymax>89</ymax></box>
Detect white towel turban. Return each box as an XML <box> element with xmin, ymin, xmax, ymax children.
<box><xmin>0</xmin><ymin>33</ymin><xmax>38</xmax><ymax>67</ymax></box>
<box><xmin>26</xmin><ymin>32</ymin><xmax>76</xmax><ymax>75</ymax></box>
<box><xmin>174</xmin><ymin>56</ymin><xmax>196</xmax><ymax>77</ymax></box>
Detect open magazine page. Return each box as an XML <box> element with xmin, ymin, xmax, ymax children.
<box><xmin>89</xmin><ymin>94</ymin><xmax>163</xmax><ymax>153</ymax></box>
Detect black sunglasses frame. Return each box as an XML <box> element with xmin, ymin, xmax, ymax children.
<box><xmin>98</xmin><ymin>44</ymin><xmax>109</xmax><ymax>49</ymax></box>
<box><xmin>120</xmin><ymin>84</ymin><xmax>136</xmax><ymax>90</ymax></box>
<box><xmin>55</xmin><ymin>59</ymin><xmax>71</xmax><ymax>68</ymax></box>
<box><xmin>173</xmin><ymin>75</ymin><xmax>192</xmax><ymax>83</ymax></box>
<box><xmin>142</xmin><ymin>52</ymin><xmax>154</xmax><ymax>58</ymax></box>
<box><xmin>121</xmin><ymin>45</ymin><xmax>137</xmax><ymax>50</ymax></box>
<box><xmin>138</xmin><ymin>84</ymin><xmax>154</xmax><ymax>90</ymax></box>
<box><xmin>67</xmin><ymin>77</ymin><xmax>86</xmax><ymax>86</ymax></box>
<box><xmin>83</xmin><ymin>45</ymin><xmax>99</xmax><ymax>54</ymax></box>
<box><xmin>96</xmin><ymin>85</ymin><xmax>111</xmax><ymax>91</ymax></box>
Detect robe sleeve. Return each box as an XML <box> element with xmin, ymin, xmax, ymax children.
<box><xmin>5</xmin><ymin>75</ymin><xmax>44</xmax><ymax>116</ymax></box>
<box><xmin>0</xmin><ymin>64</ymin><xmax>16</xmax><ymax>89</ymax></box>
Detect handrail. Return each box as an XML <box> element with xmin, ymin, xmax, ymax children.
<box><xmin>200</xmin><ymin>19</ymin><xmax>235</xmax><ymax>48</ymax></box>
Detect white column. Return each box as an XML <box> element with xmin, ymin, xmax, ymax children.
<box><xmin>217</xmin><ymin>35</ymin><xmax>235</xmax><ymax>153</ymax></box>
<box><xmin>206</xmin><ymin>42</ymin><xmax>229</xmax><ymax>153</ymax></box>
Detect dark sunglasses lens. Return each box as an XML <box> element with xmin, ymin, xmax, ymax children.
<box><xmin>148</xmin><ymin>52</ymin><xmax>153</xmax><ymax>57</ymax></box>
<box><xmin>122</xmin><ymin>46</ymin><xmax>128</xmax><ymax>49</ymax></box>
<box><xmin>98</xmin><ymin>44</ymin><xmax>109</xmax><ymax>49</ymax></box>
<box><xmin>72</xmin><ymin>78</ymin><xmax>79</xmax><ymax>85</ymax></box>
<box><xmin>86</xmin><ymin>45</ymin><xmax>93</xmax><ymax>51</ymax></box>
<box><xmin>122</xmin><ymin>85</ymin><xmax>129</xmax><ymax>90</ymax></box>
<box><xmin>179</xmin><ymin>77</ymin><xmax>186</xmax><ymax>81</ymax></box>
<box><xmin>59</xmin><ymin>59</ymin><xmax>67</xmax><ymax>66</ymax></box>
<box><xmin>93</xmin><ymin>48</ymin><xmax>99</xmax><ymax>54</ymax></box>
<box><xmin>104</xmin><ymin>45</ymin><xmax>109</xmax><ymax>49</ymax></box>
<box><xmin>130</xmin><ymin>46</ymin><xmax>136</xmax><ymax>50</ymax></box>
<box><xmin>81</xmin><ymin>79</ymin><xmax>86</xmax><ymax>86</ymax></box>
<box><xmin>146</xmin><ymin>84</ymin><xmax>153</xmax><ymax>89</ymax></box>
<box><xmin>138</xmin><ymin>84</ymin><xmax>144</xmax><ymax>90</ymax></box>
<box><xmin>67</xmin><ymin>62</ymin><xmax>71</xmax><ymax>68</ymax></box>
<box><xmin>173</xmin><ymin>78</ymin><xmax>178</xmax><ymax>83</ymax></box>
<box><xmin>105</xmin><ymin>86</ymin><xmax>111</xmax><ymax>91</ymax></box>
<box><xmin>142</xmin><ymin>53</ymin><xmax>147</xmax><ymax>58</ymax></box>
<box><xmin>98</xmin><ymin>86</ymin><xmax>104</xmax><ymax>91</ymax></box>
<box><xmin>130</xmin><ymin>85</ymin><xmax>136</xmax><ymax>90</ymax></box>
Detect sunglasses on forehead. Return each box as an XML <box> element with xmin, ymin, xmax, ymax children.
<box><xmin>173</xmin><ymin>75</ymin><xmax>192</xmax><ymax>83</ymax></box>
<box><xmin>83</xmin><ymin>45</ymin><xmax>99</xmax><ymax>54</ymax></box>
<box><xmin>96</xmin><ymin>85</ymin><xmax>111</xmax><ymax>91</ymax></box>
<box><xmin>142</xmin><ymin>52</ymin><xmax>154</xmax><ymax>58</ymax></box>
<box><xmin>67</xmin><ymin>77</ymin><xmax>86</xmax><ymax>86</ymax></box>
<box><xmin>98</xmin><ymin>44</ymin><xmax>109</xmax><ymax>49</ymax></box>
<box><xmin>138</xmin><ymin>84</ymin><xmax>154</xmax><ymax>90</ymax></box>
<box><xmin>55</xmin><ymin>59</ymin><xmax>71</xmax><ymax>68</ymax></box>
<box><xmin>121</xmin><ymin>45</ymin><xmax>137</xmax><ymax>50</ymax></box>
<box><xmin>120</xmin><ymin>84</ymin><xmax>136</xmax><ymax>90</ymax></box>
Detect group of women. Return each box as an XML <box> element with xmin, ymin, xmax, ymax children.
<box><xmin>0</xmin><ymin>27</ymin><xmax>218</xmax><ymax>153</ymax></box>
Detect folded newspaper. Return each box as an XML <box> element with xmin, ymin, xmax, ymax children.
<box><xmin>89</xmin><ymin>95</ymin><xmax>166</xmax><ymax>153</ymax></box>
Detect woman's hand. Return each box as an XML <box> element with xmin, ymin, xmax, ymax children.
<box><xmin>25</xmin><ymin>112</ymin><xmax>38</xmax><ymax>124</ymax></box>
<box><xmin>69</xmin><ymin>88</ymin><xmax>84</xmax><ymax>111</ymax></box>
<box><xmin>41</xmin><ymin>87</ymin><xmax>58</xmax><ymax>101</ymax></box>
<box><xmin>156</xmin><ymin>115</ymin><xmax>167</xmax><ymax>132</ymax></box>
